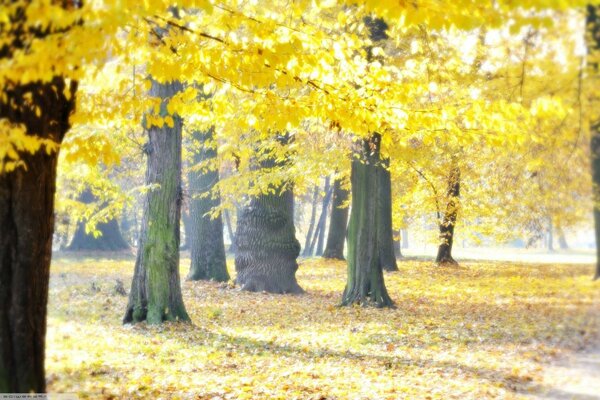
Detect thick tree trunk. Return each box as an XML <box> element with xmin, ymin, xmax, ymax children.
<box><xmin>123</xmin><ymin>80</ymin><xmax>190</xmax><ymax>324</ymax></box>
<box><xmin>587</xmin><ymin>5</ymin><xmax>600</xmax><ymax>281</ymax></box>
<box><xmin>436</xmin><ymin>167</ymin><xmax>460</xmax><ymax>265</ymax></box>
<box><xmin>0</xmin><ymin>76</ymin><xmax>77</xmax><ymax>391</ymax></box>
<box><xmin>323</xmin><ymin>178</ymin><xmax>349</xmax><ymax>260</ymax></box>
<box><xmin>378</xmin><ymin>159</ymin><xmax>398</xmax><ymax>271</ymax></box>
<box><xmin>235</xmin><ymin>186</ymin><xmax>303</xmax><ymax>293</ymax></box>
<box><xmin>66</xmin><ymin>190</ymin><xmax>130</xmax><ymax>251</ymax></box>
<box><xmin>341</xmin><ymin>134</ymin><xmax>393</xmax><ymax>307</ymax></box>
<box><xmin>187</xmin><ymin>128</ymin><xmax>229</xmax><ymax>282</ymax></box>
<box><xmin>302</xmin><ymin>186</ymin><xmax>319</xmax><ymax>257</ymax></box>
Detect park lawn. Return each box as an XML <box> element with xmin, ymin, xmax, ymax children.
<box><xmin>46</xmin><ymin>253</ymin><xmax>600</xmax><ymax>399</ymax></box>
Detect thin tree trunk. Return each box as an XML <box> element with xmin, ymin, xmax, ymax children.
<box><xmin>378</xmin><ymin>159</ymin><xmax>398</xmax><ymax>271</ymax></box>
<box><xmin>123</xmin><ymin>79</ymin><xmax>190</xmax><ymax>324</ymax></box>
<box><xmin>323</xmin><ymin>178</ymin><xmax>350</xmax><ymax>260</ymax></box>
<box><xmin>235</xmin><ymin>136</ymin><xmax>303</xmax><ymax>293</ymax></box>
<box><xmin>224</xmin><ymin>209</ymin><xmax>236</xmax><ymax>254</ymax></box>
<box><xmin>436</xmin><ymin>167</ymin><xmax>460</xmax><ymax>265</ymax></box>
<box><xmin>315</xmin><ymin>177</ymin><xmax>332</xmax><ymax>256</ymax></box>
<box><xmin>341</xmin><ymin>134</ymin><xmax>393</xmax><ymax>307</ymax></box>
<box><xmin>586</xmin><ymin>5</ymin><xmax>600</xmax><ymax>280</ymax></box>
<box><xmin>0</xmin><ymin>75</ymin><xmax>77</xmax><ymax>391</ymax></box>
<box><xmin>187</xmin><ymin>128</ymin><xmax>229</xmax><ymax>282</ymax></box>
<box><xmin>302</xmin><ymin>186</ymin><xmax>319</xmax><ymax>256</ymax></box>
<box><xmin>67</xmin><ymin>189</ymin><xmax>130</xmax><ymax>251</ymax></box>
<box><xmin>393</xmin><ymin>229</ymin><xmax>403</xmax><ymax>258</ymax></box>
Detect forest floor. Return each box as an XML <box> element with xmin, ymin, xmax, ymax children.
<box><xmin>46</xmin><ymin>252</ymin><xmax>600</xmax><ymax>399</ymax></box>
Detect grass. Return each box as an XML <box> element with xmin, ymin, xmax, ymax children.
<box><xmin>46</xmin><ymin>252</ymin><xmax>600</xmax><ymax>399</ymax></box>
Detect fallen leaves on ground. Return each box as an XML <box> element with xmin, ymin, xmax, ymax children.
<box><xmin>46</xmin><ymin>253</ymin><xmax>600</xmax><ymax>399</ymax></box>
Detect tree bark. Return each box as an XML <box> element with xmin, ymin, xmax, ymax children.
<box><xmin>0</xmin><ymin>75</ymin><xmax>77</xmax><ymax>391</ymax></box>
<box><xmin>436</xmin><ymin>167</ymin><xmax>460</xmax><ymax>265</ymax></box>
<box><xmin>378</xmin><ymin>159</ymin><xmax>398</xmax><ymax>271</ymax></box>
<box><xmin>315</xmin><ymin>177</ymin><xmax>332</xmax><ymax>257</ymax></box>
<box><xmin>66</xmin><ymin>190</ymin><xmax>130</xmax><ymax>251</ymax></box>
<box><xmin>587</xmin><ymin>5</ymin><xmax>600</xmax><ymax>280</ymax></box>
<box><xmin>235</xmin><ymin>136</ymin><xmax>303</xmax><ymax>294</ymax></box>
<box><xmin>302</xmin><ymin>186</ymin><xmax>319</xmax><ymax>257</ymax></box>
<box><xmin>323</xmin><ymin>178</ymin><xmax>350</xmax><ymax>260</ymax></box>
<box><xmin>341</xmin><ymin>134</ymin><xmax>393</xmax><ymax>307</ymax></box>
<box><xmin>123</xmin><ymin>80</ymin><xmax>190</xmax><ymax>324</ymax></box>
<box><xmin>187</xmin><ymin>128</ymin><xmax>229</xmax><ymax>282</ymax></box>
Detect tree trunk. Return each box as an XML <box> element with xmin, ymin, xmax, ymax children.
<box><xmin>224</xmin><ymin>209</ymin><xmax>236</xmax><ymax>254</ymax></box>
<box><xmin>187</xmin><ymin>128</ymin><xmax>229</xmax><ymax>282</ymax></box>
<box><xmin>401</xmin><ymin>228</ymin><xmax>409</xmax><ymax>249</ymax></box>
<box><xmin>556</xmin><ymin>226</ymin><xmax>569</xmax><ymax>250</ymax></box>
<box><xmin>378</xmin><ymin>159</ymin><xmax>398</xmax><ymax>271</ymax></box>
<box><xmin>323</xmin><ymin>178</ymin><xmax>350</xmax><ymax>260</ymax></box>
<box><xmin>123</xmin><ymin>80</ymin><xmax>190</xmax><ymax>324</ymax></box>
<box><xmin>235</xmin><ymin>135</ymin><xmax>303</xmax><ymax>294</ymax></box>
<box><xmin>315</xmin><ymin>177</ymin><xmax>332</xmax><ymax>257</ymax></box>
<box><xmin>587</xmin><ymin>5</ymin><xmax>600</xmax><ymax>280</ymax></box>
<box><xmin>436</xmin><ymin>167</ymin><xmax>460</xmax><ymax>265</ymax></box>
<box><xmin>341</xmin><ymin>134</ymin><xmax>393</xmax><ymax>307</ymax></box>
<box><xmin>393</xmin><ymin>230</ymin><xmax>403</xmax><ymax>258</ymax></box>
<box><xmin>66</xmin><ymin>190</ymin><xmax>130</xmax><ymax>251</ymax></box>
<box><xmin>302</xmin><ymin>186</ymin><xmax>319</xmax><ymax>257</ymax></box>
<box><xmin>0</xmin><ymin>75</ymin><xmax>77</xmax><ymax>391</ymax></box>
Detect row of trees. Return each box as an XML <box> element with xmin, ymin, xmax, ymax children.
<box><xmin>2</xmin><ymin>0</ymin><xmax>600</xmax><ymax>393</ymax></box>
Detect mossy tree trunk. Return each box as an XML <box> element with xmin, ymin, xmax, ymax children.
<box><xmin>587</xmin><ymin>5</ymin><xmax>600</xmax><ymax>280</ymax></box>
<box><xmin>323</xmin><ymin>178</ymin><xmax>350</xmax><ymax>260</ymax></box>
<box><xmin>0</xmin><ymin>76</ymin><xmax>77</xmax><ymax>392</ymax></box>
<box><xmin>235</xmin><ymin>136</ymin><xmax>303</xmax><ymax>293</ymax></box>
<box><xmin>378</xmin><ymin>159</ymin><xmax>398</xmax><ymax>271</ymax></box>
<box><xmin>341</xmin><ymin>134</ymin><xmax>393</xmax><ymax>307</ymax></box>
<box><xmin>67</xmin><ymin>189</ymin><xmax>130</xmax><ymax>251</ymax></box>
<box><xmin>187</xmin><ymin>128</ymin><xmax>229</xmax><ymax>282</ymax></box>
<box><xmin>123</xmin><ymin>80</ymin><xmax>190</xmax><ymax>324</ymax></box>
<box><xmin>436</xmin><ymin>167</ymin><xmax>460</xmax><ymax>265</ymax></box>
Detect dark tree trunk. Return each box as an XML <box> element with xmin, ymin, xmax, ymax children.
<box><xmin>123</xmin><ymin>80</ymin><xmax>190</xmax><ymax>324</ymax></box>
<box><xmin>0</xmin><ymin>74</ymin><xmax>77</xmax><ymax>391</ymax></box>
<box><xmin>302</xmin><ymin>186</ymin><xmax>319</xmax><ymax>257</ymax></box>
<box><xmin>378</xmin><ymin>159</ymin><xmax>398</xmax><ymax>271</ymax></box>
<box><xmin>341</xmin><ymin>134</ymin><xmax>393</xmax><ymax>307</ymax></box>
<box><xmin>235</xmin><ymin>135</ymin><xmax>303</xmax><ymax>294</ymax></box>
<box><xmin>224</xmin><ymin>209</ymin><xmax>236</xmax><ymax>254</ymax></box>
<box><xmin>436</xmin><ymin>167</ymin><xmax>460</xmax><ymax>265</ymax></box>
<box><xmin>66</xmin><ymin>190</ymin><xmax>130</xmax><ymax>251</ymax></box>
<box><xmin>323</xmin><ymin>178</ymin><xmax>349</xmax><ymax>260</ymax></box>
<box><xmin>393</xmin><ymin>230</ymin><xmax>403</xmax><ymax>258</ymax></box>
<box><xmin>187</xmin><ymin>128</ymin><xmax>229</xmax><ymax>282</ymax></box>
<box><xmin>315</xmin><ymin>177</ymin><xmax>332</xmax><ymax>257</ymax></box>
<box><xmin>587</xmin><ymin>5</ymin><xmax>600</xmax><ymax>280</ymax></box>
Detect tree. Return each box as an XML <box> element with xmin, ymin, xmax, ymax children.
<box><xmin>342</xmin><ymin>134</ymin><xmax>393</xmax><ymax>307</ymax></box>
<box><xmin>0</xmin><ymin>3</ymin><xmax>78</xmax><ymax>392</ymax></box>
<box><xmin>323</xmin><ymin>178</ymin><xmax>350</xmax><ymax>260</ymax></box>
<box><xmin>123</xmin><ymin>79</ymin><xmax>190</xmax><ymax>324</ymax></box>
<box><xmin>186</xmin><ymin>128</ymin><xmax>229</xmax><ymax>282</ymax></box>
<box><xmin>378</xmin><ymin>159</ymin><xmax>398</xmax><ymax>271</ymax></box>
<box><xmin>66</xmin><ymin>189</ymin><xmax>130</xmax><ymax>251</ymax></box>
<box><xmin>587</xmin><ymin>5</ymin><xmax>600</xmax><ymax>281</ymax></box>
<box><xmin>436</xmin><ymin>166</ymin><xmax>460</xmax><ymax>265</ymax></box>
<box><xmin>302</xmin><ymin>186</ymin><xmax>320</xmax><ymax>257</ymax></box>
<box><xmin>234</xmin><ymin>137</ymin><xmax>303</xmax><ymax>293</ymax></box>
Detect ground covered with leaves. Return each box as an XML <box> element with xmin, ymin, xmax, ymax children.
<box><xmin>46</xmin><ymin>253</ymin><xmax>600</xmax><ymax>399</ymax></box>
